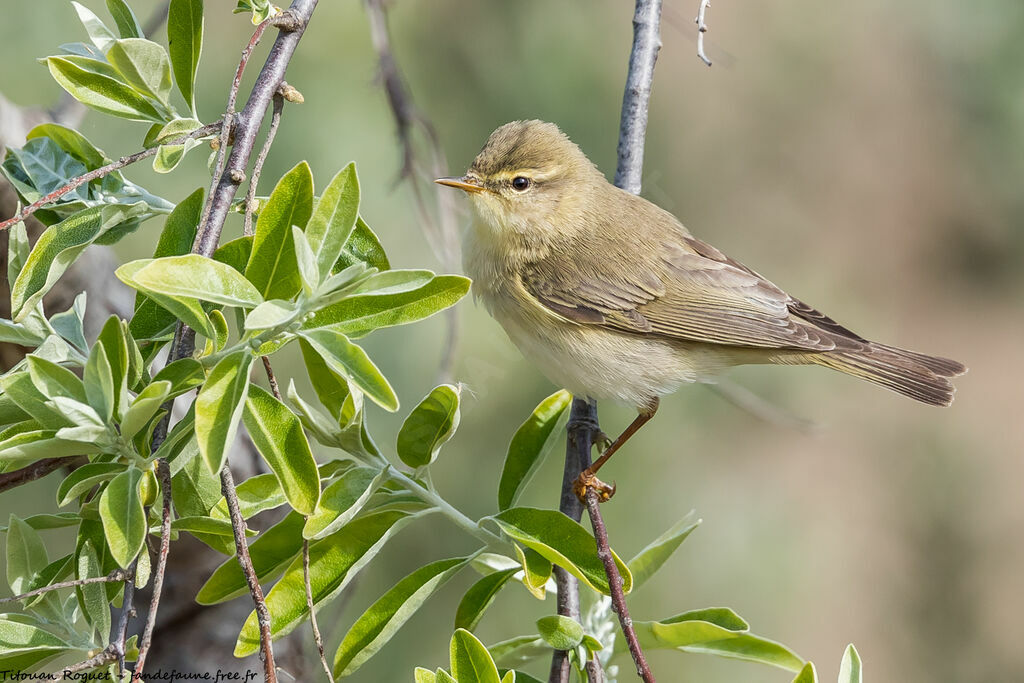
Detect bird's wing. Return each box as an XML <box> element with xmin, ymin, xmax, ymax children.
<box><xmin>521</xmin><ymin>231</ymin><xmax>865</xmax><ymax>352</ymax></box>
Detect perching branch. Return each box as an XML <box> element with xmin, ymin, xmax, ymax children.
<box><xmin>555</xmin><ymin>1</ymin><xmax>664</xmax><ymax>681</ymax></box>
<box><xmin>132</xmin><ymin>458</ymin><xmax>173</xmax><ymax>680</ymax></box>
<box><xmin>244</xmin><ymin>92</ymin><xmax>285</xmax><ymax>237</ymax></box>
<box><xmin>221</xmin><ymin>465</ymin><xmax>278</xmax><ymax>682</ymax></box>
<box><xmin>0</xmin><ymin>123</ymin><xmax>221</xmax><ymax>233</ymax></box>
<box><xmin>363</xmin><ymin>0</ymin><xmax>462</xmax><ymax>382</ymax></box>
<box><xmin>696</xmin><ymin>0</ymin><xmax>712</xmax><ymax>67</ymax></box>
<box><xmin>304</xmin><ymin>539</ymin><xmax>334</xmax><ymax>683</ymax></box>
<box><xmin>0</xmin><ymin>568</ymin><xmax>130</xmax><ymax>604</ymax></box>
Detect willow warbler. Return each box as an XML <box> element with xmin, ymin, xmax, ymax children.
<box><xmin>437</xmin><ymin>121</ymin><xmax>965</xmax><ymax>489</ymax></box>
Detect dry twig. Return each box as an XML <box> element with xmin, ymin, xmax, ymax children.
<box><xmin>304</xmin><ymin>539</ymin><xmax>334</xmax><ymax>682</ymax></box>
<box><xmin>0</xmin><ymin>569</ymin><xmax>130</xmax><ymax>604</ymax></box>
<box><xmin>696</xmin><ymin>0</ymin><xmax>712</xmax><ymax>67</ymax></box>
<box><xmin>132</xmin><ymin>458</ymin><xmax>173</xmax><ymax>679</ymax></box>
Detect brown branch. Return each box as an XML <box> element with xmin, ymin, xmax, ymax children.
<box><xmin>0</xmin><ymin>568</ymin><xmax>130</xmax><ymax>604</ymax></box>
<box><xmin>584</xmin><ymin>490</ymin><xmax>654</xmax><ymax>682</ymax></box>
<box><xmin>244</xmin><ymin>93</ymin><xmax>285</xmax><ymax>237</ymax></box>
<box><xmin>113</xmin><ymin>557</ymin><xmax>139</xmax><ymax>672</ymax></box>
<box><xmin>0</xmin><ymin>123</ymin><xmax>221</xmax><ymax>232</ymax></box>
<box><xmin>0</xmin><ymin>455</ymin><xmax>87</xmax><ymax>493</ymax></box>
<box><xmin>132</xmin><ymin>458</ymin><xmax>173</xmax><ymax>679</ymax></box>
<box><xmin>221</xmin><ymin>465</ymin><xmax>277</xmax><ymax>682</ymax></box>
<box><xmin>363</xmin><ymin>0</ymin><xmax>462</xmax><ymax>383</ymax></box>
<box><xmin>550</xmin><ymin>399</ymin><xmax>604</xmax><ymax>682</ymax></box>
<box><xmin>303</xmin><ymin>539</ymin><xmax>334</xmax><ymax>683</ymax></box>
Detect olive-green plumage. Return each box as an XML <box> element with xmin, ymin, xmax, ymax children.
<box><xmin>438</xmin><ymin>120</ymin><xmax>965</xmax><ymax>408</ymax></box>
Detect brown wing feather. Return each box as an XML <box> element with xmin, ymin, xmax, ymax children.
<box><xmin>520</xmin><ymin>209</ymin><xmax>865</xmax><ymax>352</ymax></box>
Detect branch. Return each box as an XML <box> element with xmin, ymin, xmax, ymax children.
<box><xmin>363</xmin><ymin>0</ymin><xmax>462</xmax><ymax>382</ymax></box>
<box><xmin>113</xmin><ymin>557</ymin><xmax>139</xmax><ymax>672</ymax></box>
<box><xmin>0</xmin><ymin>455</ymin><xmax>87</xmax><ymax>493</ymax></box>
<box><xmin>555</xmin><ymin>1</ymin><xmax>664</xmax><ymax>681</ymax></box>
<box><xmin>695</xmin><ymin>0</ymin><xmax>712</xmax><ymax>67</ymax></box>
<box><xmin>0</xmin><ymin>123</ymin><xmax>221</xmax><ymax>232</ymax></box>
<box><xmin>221</xmin><ymin>464</ymin><xmax>277</xmax><ymax>682</ymax></box>
<box><xmin>304</xmin><ymin>539</ymin><xmax>334</xmax><ymax>683</ymax></box>
<box><xmin>132</xmin><ymin>458</ymin><xmax>173</xmax><ymax>679</ymax></box>
<box><xmin>584</xmin><ymin>490</ymin><xmax>653</xmax><ymax>682</ymax></box>
<box><xmin>244</xmin><ymin>92</ymin><xmax>285</xmax><ymax>237</ymax></box>
<box><xmin>0</xmin><ymin>568</ymin><xmax>130</xmax><ymax>604</ymax></box>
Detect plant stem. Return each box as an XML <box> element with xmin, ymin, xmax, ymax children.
<box><xmin>0</xmin><ymin>569</ymin><xmax>130</xmax><ymax>604</ymax></box>
<box><xmin>304</xmin><ymin>539</ymin><xmax>335</xmax><ymax>682</ymax></box>
<box><xmin>387</xmin><ymin>468</ymin><xmax>506</xmax><ymax>550</ymax></box>
<box><xmin>132</xmin><ymin>458</ymin><xmax>173</xmax><ymax>679</ymax></box>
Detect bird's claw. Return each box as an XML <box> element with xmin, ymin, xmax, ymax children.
<box><xmin>573</xmin><ymin>468</ymin><xmax>616</xmax><ymax>504</ymax></box>
<box><xmin>593</xmin><ymin>430</ymin><xmax>613</xmax><ymax>454</ymax></box>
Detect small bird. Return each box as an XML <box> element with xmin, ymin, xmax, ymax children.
<box><xmin>437</xmin><ymin>120</ymin><xmax>965</xmax><ymax>497</ymax></box>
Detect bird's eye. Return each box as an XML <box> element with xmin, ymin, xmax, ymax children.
<box><xmin>511</xmin><ymin>176</ymin><xmax>531</xmax><ymax>191</ymax></box>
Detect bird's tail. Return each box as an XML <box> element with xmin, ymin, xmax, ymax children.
<box><xmin>808</xmin><ymin>343</ymin><xmax>966</xmax><ymax>406</ymax></box>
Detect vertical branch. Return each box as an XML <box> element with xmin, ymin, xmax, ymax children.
<box><xmin>303</xmin><ymin>539</ymin><xmax>334</xmax><ymax>682</ymax></box>
<box><xmin>221</xmin><ymin>466</ymin><xmax>277</xmax><ymax>682</ymax></box>
<box><xmin>132</xmin><ymin>458</ymin><xmax>173</xmax><ymax>679</ymax></box>
<box><xmin>556</xmin><ymin>0</ymin><xmax>663</xmax><ymax>681</ymax></box>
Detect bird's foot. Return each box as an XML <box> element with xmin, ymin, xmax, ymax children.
<box><xmin>592</xmin><ymin>430</ymin><xmax>613</xmax><ymax>454</ymax></box>
<box><xmin>573</xmin><ymin>468</ymin><xmax>616</xmax><ymax>504</ymax></box>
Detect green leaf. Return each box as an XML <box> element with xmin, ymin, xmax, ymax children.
<box><xmin>106</xmin><ymin>0</ymin><xmax>143</xmax><ymax>38</ymax></box>
<box><xmin>49</xmin><ymin>291</ymin><xmax>89</xmax><ymax>352</ymax></box>
<box><xmin>77</xmin><ymin>539</ymin><xmax>110</xmax><ymax>645</ymax></box>
<box><xmin>245</xmin><ymin>161</ymin><xmax>314</xmax><ymax>300</ymax></box>
<box><xmin>414</xmin><ymin>669</ymin><xmax>437</xmax><ymax>683</ymax></box>
<box><xmin>151</xmin><ymin>357</ymin><xmax>205</xmax><ymax>398</ymax></box>
<box><xmin>122</xmin><ymin>254</ymin><xmax>263</xmax><ymax>308</ymax></box>
<box><xmin>195</xmin><ymin>351</ymin><xmax>252</xmax><ymax>473</ymax></box>
<box><xmin>26</xmin><ymin>355</ymin><xmax>87</xmax><ymax>404</ymax></box>
<box><xmin>514</xmin><ymin>545</ymin><xmax>551</xmax><ymax>600</ymax></box>
<box><xmin>121</xmin><ymin>380</ymin><xmax>171</xmax><ymax>440</ymax></box>
<box><xmin>632</xmin><ymin>610</ymin><xmax>805</xmax><ymax>672</ymax></box>
<box><xmin>489</xmin><ymin>508</ymin><xmax>632</xmax><ymax>596</ymax></box>
<box><xmin>117</xmin><ymin>259</ymin><xmax>214</xmax><ymax>338</ymax></box>
<box><xmin>292</xmin><ymin>225</ymin><xmax>318</xmax><ymax>294</ymax></box>
<box><xmin>500</xmin><ymin>672</ymin><xmax>543</xmax><ymax>683</ymax></box>
<box><xmin>487</xmin><ymin>636</ymin><xmax>548</xmax><ymax>668</ymax></box>
<box><xmin>6</xmin><ymin>219</ymin><xmax>29</xmax><ymax>290</ymax></box>
<box><xmin>397</xmin><ymin>384</ymin><xmax>460</xmax><ymax>469</ymax></box>
<box><xmin>333</xmin><ymin>216</ymin><xmax>389</xmax><ymax>273</ymax></box>
<box><xmin>838</xmin><ymin>644</ymin><xmax>862</xmax><ymax>683</ymax></box>
<box><xmin>303</xmin><ymin>275</ymin><xmax>471</xmax><ymax>336</ymax></box>
<box><xmin>302</xmin><ymin>466</ymin><xmax>388</xmax><ymax>540</ymax></box>
<box><xmin>98</xmin><ymin>468</ymin><xmax>146</xmax><ymax>568</ymax></box>
<box><xmin>298</xmin><ymin>338</ymin><xmax>351</xmax><ymax>418</ymax></box>
<box><xmin>352</xmin><ymin>269</ymin><xmax>434</xmax><ymax>297</ymax></box>
<box><xmin>83</xmin><ymin>342</ymin><xmax>115</xmax><ymax>424</ymax></box>
<box><xmin>0</xmin><ymin>513</ymin><xmax>80</xmax><ymax>533</ymax></box>
<box><xmin>167</xmin><ymin>0</ymin><xmax>203</xmax><ymax>114</ymax></box>
<box><xmin>536</xmin><ymin>615</ymin><xmax>584</xmax><ymax>651</ymax></box>
<box><xmin>96</xmin><ymin>316</ymin><xmax>130</xmax><ymax>417</ymax></box>
<box><xmin>57</xmin><ymin>462</ymin><xmax>126</xmax><ymax>507</ymax></box>
<box><xmin>106</xmin><ymin>38</ymin><xmax>173</xmax><ymax>105</ymax></box>
<box><xmin>333</xmin><ymin>557</ymin><xmax>469</xmax><ymax>677</ymax></box>
<box><xmin>234</xmin><ymin>510</ymin><xmax>421</xmax><ymax>656</ymax></box>
<box><xmin>197</xmin><ymin>511</ymin><xmax>304</xmax><ymax>605</ymax></box>
<box><xmin>299</xmin><ymin>328</ymin><xmax>398</xmax><ymax>411</ymax></box>
<box><xmin>44</xmin><ymin>55</ymin><xmax>164</xmax><ymax>122</ymax></box>
<box><xmin>130</xmin><ymin>188</ymin><xmax>204</xmax><ymax>340</ymax></box>
<box><xmin>306</xmin><ymin>163</ymin><xmax>359</xmax><ymax>281</ymax></box>
<box><xmin>244</xmin><ymin>299</ymin><xmax>296</xmax><ymax>331</ymax></box>
<box><xmin>627</xmin><ymin>512</ymin><xmax>701</xmax><ymax>589</ymax></box>
<box><xmin>6</xmin><ymin>515</ymin><xmax>47</xmax><ymax>595</ymax></box>
<box><xmin>169</xmin><ymin>516</ymin><xmax>255</xmax><ymax>537</ymax></box>
<box><xmin>243</xmin><ymin>385</ymin><xmax>320</xmax><ymax>515</ymax></box>
<box><xmin>152</xmin><ymin>117</ymin><xmax>204</xmax><ymax>173</ymax></box>
<box><xmin>497</xmin><ymin>390</ymin><xmax>571</xmax><ymax>510</ymax></box>
<box><xmin>26</xmin><ymin>123</ymin><xmax>107</xmax><ymax>168</ymax></box>
<box><xmin>455</xmin><ymin>568</ymin><xmax>517</xmax><ymax>632</ymax></box>
<box><xmin>72</xmin><ymin>1</ymin><xmax>116</xmax><ymax>51</ymax></box>
<box><xmin>11</xmin><ymin>203</ymin><xmax>147</xmax><ymax>320</ymax></box>
<box><xmin>0</xmin><ymin>616</ymin><xmax>73</xmax><ymax>663</ymax></box>
<box><xmin>450</xmin><ymin>628</ymin><xmax>501</xmax><ymax>683</ymax></box>
<box><xmin>792</xmin><ymin>662</ymin><xmax>818</xmax><ymax>683</ymax></box>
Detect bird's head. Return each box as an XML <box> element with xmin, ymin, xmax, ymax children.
<box><xmin>436</xmin><ymin>120</ymin><xmax>602</xmax><ymax>238</ymax></box>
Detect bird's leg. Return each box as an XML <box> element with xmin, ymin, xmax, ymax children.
<box><xmin>574</xmin><ymin>397</ymin><xmax>659</xmax><ymax>503</ymax></box>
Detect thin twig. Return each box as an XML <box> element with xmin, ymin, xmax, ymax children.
<box><xmin>222</xmin><ymin>465</ymin><xmax>277</xmax><ymax>682</ymax></box>
<box><xmin>244</xmin><ymin>93</ymin><xmax>285</xmax><ymax>237</ymax></box>
<box><xmin>0</xmin><ymin>455</ymin><xmax>87</xmax><ymax>493</ymax></box>
<box><xmin>551</xmin><ymin>398</ymin><xmax>603</xmax><ymax>682</ymax></box>
<box><xmin>132</xmin><ymin>458</ymin><xmax>173</xmax><ymax>679</ymax></box>
<box><xmin>303</xmin><ymin>539</ymin><xmax>334</xmax><ymax>683</ymax></box>
<box><xmin>0</xmin><ymin>123</ymin><xmax>221</xmax><ymax>232</ymax></box>
<box><xmin>584</xmin><ymin>490</ymin><xmax>654</xmax><ymax>682</ymax></box>
<box><xmin>113</xmin><ymin>557</ymin><xmax>139</xmax><ymax>672</ymax></box>
<box><xmin>0</xmin><ymin>568</ymin><xmax>130</xmax><ymax>604</ymax></box>
<box><xmin>364</xmin><ymin>0</ymin><xmax>462</xmax><ymax>383</ymax></box>
<box><xmin>63</xmin><ymin>649</ymin><xmax>117</xmax><ymax>674</ymax></box>
<box><xmin>695</xmin><ymin>0</ymin><xmax>712</xmax><ymax>67</ymax></box>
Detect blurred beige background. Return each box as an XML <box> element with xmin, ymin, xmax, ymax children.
<box><xmin>1</xmin><ymin>0</ymin><xmax>1021</xmax><ymax>680</ymax></box>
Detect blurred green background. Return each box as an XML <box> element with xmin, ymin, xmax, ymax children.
<box><xmin>1</xmin><ymin>0</ymin><xmax>1021</xmax><ymax>680</ymax></box>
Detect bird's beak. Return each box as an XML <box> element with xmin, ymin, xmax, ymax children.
<box><xmin>434</xmin><ymin>175</ymin><xmax>485</xmax><ymax>194</ymax></box>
